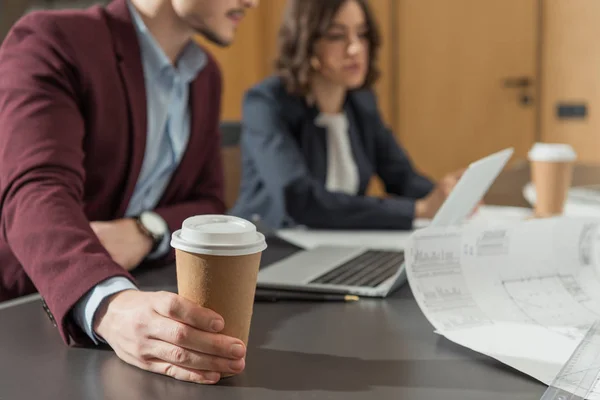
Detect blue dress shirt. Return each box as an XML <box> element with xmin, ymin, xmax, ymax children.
<box><xmin>72</xmin><ymin>1</ymin><xmax>207</xmax><ymax>343</ymax></box>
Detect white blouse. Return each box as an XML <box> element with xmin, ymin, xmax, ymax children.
<box><xmin>315</xmin><ymin>112</ymin><xmax>360</xmax><ymax>195</ymax></box>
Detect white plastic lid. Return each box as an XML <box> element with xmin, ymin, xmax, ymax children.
<box><xmin>170</xmin><ymin>215</ymin><xmax>267</xmax><ymax>256</ymax></box>
<box><xmin>528</xmin><ymin>143</ymin><xmax>577</xmax><ymax>162</ymax></box>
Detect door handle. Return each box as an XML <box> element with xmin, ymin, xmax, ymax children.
<box><xmin>502</xmin><ymin>76</ymin><xmax>534</xmax><ymax>106</ymax></box>
<box><xmin>502</xmin><ymin>77</ymin><xmax>533</xmax><ymax>88</ymax></box>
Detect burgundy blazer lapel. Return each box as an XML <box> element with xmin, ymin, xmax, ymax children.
<box><xmin>102</xmin><ymin>2</ymin><xmax>215</xmax><ymax>209</ymax></box>
<box><xmin>104</xmin><ymin>0</ymin><xmax>148</xmax><ymax>216</ymax></box>
<box><xmin>160</xmin><ymin>67</ymin><xmax>212</xmax><ymax>199</ymax></box>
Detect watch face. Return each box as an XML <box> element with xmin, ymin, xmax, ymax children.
<box><xmin>140</xmin><ymin>212</ymin><xmax>168</xmax><ymax>237</ymax></box>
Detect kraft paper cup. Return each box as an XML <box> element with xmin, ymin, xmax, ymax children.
<box><xmin>171</xmin><ymin>215</ymin><xmax>267</xmax><ymax>377</ymax></box>
<box><xmin>528</xmin><ymin>143</ymin><xmax>577</xmax><ymax>218</ymax></box>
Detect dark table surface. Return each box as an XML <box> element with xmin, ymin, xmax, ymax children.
<box><xmin>2</xmin><ymin>162</ymin><xmax>600</xmax><ymax>400</ymax></box>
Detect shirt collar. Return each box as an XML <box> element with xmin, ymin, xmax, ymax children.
<box><xmin>127</xmin><ymin>1</ymin><xmax>206</xmax><ymax>83</ymax></box>
<box><xmin>315</xmin><ymin>112</ymin><xmax>348</xmax><ymax>130</ymax></box>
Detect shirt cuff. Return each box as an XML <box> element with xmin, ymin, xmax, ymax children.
<box><xmin>72</xmin><ymin>277</ymin><xmax>139</xmax><ymax>345</ymax></box>
<box><xmin>147</xmin><ymin>228</ymin><xmax>171</xmax><ymax>260</ymax></box>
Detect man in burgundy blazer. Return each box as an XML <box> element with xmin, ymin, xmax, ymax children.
<box><xmin>0</xmin><ymin>0</ymin><xmax>258</xmax><ymax>385</ymax></box>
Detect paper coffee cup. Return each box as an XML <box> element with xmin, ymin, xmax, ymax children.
<box><xmin>528</xmin><ymin>143</ymin><xmax>577</xmax><ymax>218</ymax></box>
<box><xmin>170</xmin><ymin>215</ymin><xmax>267</xmax><ymax>375</ymax></box>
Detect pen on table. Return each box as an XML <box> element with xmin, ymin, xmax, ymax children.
<box><xmin>255</xmin><ymin>290</ymin><xmax>360</xmax><ymax>302</ymax></box>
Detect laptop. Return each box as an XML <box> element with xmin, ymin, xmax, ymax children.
<box><xmin>257</xmin><ymin>148</ymin><xmax>514</xmax><ymax>297</ymax></box>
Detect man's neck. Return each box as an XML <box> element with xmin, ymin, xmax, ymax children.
<box><xmin>310</xmin><ymin>75</ymin><xmax>347</xmax><ymax>115</ymax></box>
<box><xmin>129</xmin><ymin>0</ymin><xmax>192</xmax><ymax>65</ymax></box>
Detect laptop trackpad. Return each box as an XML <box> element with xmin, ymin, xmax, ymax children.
<box><xmin>257</xmin><ymin>246</ymin><xmax>367</xmax><ymax>285</ymax></box>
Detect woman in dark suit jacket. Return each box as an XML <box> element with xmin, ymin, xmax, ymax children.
<box><xmin>232</xmin><ymin>0</ymin><xmax>461</xmax><ymax>230</ymax></box>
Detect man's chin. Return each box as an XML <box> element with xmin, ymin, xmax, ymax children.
<box><xmin>196</xmin><ymin>28</ymin><xmax>234</xmax><ymax>47</ymax></box>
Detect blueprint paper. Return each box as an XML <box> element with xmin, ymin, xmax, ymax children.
<box><xmin>405</xmin><ymin>217</ymin><xmax>600</xmax><ymax>396</ymax></box>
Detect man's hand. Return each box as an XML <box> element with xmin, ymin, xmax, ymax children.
<box><xmin>94</xmin><ymin>290</ymin><xmax>246</xmax><ymax>385</ymax></box>
<box><xmin>415</xmin><ymin>169</ymin><xmax>465</xmax><ymax>219</ymax></box>
<box><xmin>90</xmin><ymin>219</ymin><xmax>152</xmax><ymax>271</ymax></box>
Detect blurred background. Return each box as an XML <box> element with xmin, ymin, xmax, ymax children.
<box><xmin>1</xmin><ymin>0</ymin><xmax>598</xmax><ymax>198</ymax></box>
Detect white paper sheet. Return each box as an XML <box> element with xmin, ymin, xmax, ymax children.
<box><xmin>405</xmin><ymin>217</ymin><xmax>600</xmax><ymax>397</ymax></box>
<box><xmin>524</xmin><ymin>182</ymin><xmax>600</xmax><ymax>218</ymax></box>
<box><xmin>276</xmin><ymin>205</ymin><xmax>532</xmax><ymax>250</ymax></box>
<box><xmin>276</xmin><ymin>228</ymin><xmax>413</xmax><ymax>250</ymax></box>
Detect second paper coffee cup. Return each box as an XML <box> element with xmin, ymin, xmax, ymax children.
<box><xmin>528</xmin><ymin>143</ymin><xmax>576</xmax><ymax>218</ymax></box>
<box><xmin>170</xmin><ymin>215</ymin><xmax>267</xmax><ymax>374</ymax></box>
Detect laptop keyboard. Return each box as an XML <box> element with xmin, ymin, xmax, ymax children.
<box><xmin>309</xmin><ymin>250</ymin><xmax>405</xmax><ymax>288</ymax></box>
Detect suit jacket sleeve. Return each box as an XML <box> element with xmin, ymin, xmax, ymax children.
<box><xmin>366</xmin><ymin>92</ymin><xmax>435</xmax><ymax>199</ymax></box>
<box><xmin>153</xmin><ymin>60</ymin><xmax>226</xmax><ymax>244</ymax></box>
<box><xmin>243</xmin><ymin>87</ymin><xmax>421</xmax><ymax>230</ymax></box>
<box><xmin>0</xmin><ymin>15</ymin><xmax>133</xmax><ymax>346</ymax></box>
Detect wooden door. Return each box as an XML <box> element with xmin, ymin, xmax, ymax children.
<box><xmin>395</xmin><ymin>0</ymin><xmax>539</xmax><ymax>179</ymax></box>
<box><xmin>541</xmin><ymin>1</ymin><xmax>600</xmax><ymax>164</ymax></box>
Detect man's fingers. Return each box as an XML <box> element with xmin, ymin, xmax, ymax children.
<box><xmin>147</xmin><ymin>360</ymin><xmax>222</xmax><ymax>384</ymax></box>
<box><xmin>115</xmin><ymin>342</ymin><xmax>226</xmax><ymax>385</ymax></box>
<box><xmin>148</xmin><ymin>340</ymin><xmax>245</xmax><ymax>375</ymax></box>
<box><xmin>148</xmin><ymin>318</ymin><xmax>246</xmax><ymax>360</ymax></box>
<box><xmin>152</xmin><ymin>292</ymin><xmax>224</xmax><ymax>333</ymax></box>
<box><xmin>125</xmin><ymin>351</ymin><xmax>222</xmax><ymax>385</ymax></box>
<box><xmin>99</xmin><ymin>291</ymin><xmax>246</xmax><ymax>385</ymax></box>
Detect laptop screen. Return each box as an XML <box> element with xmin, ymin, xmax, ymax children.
<box><xmin>430</xmin><ymin>148</ymin><xmax>514</xmax><ymax>227</ymax></box>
